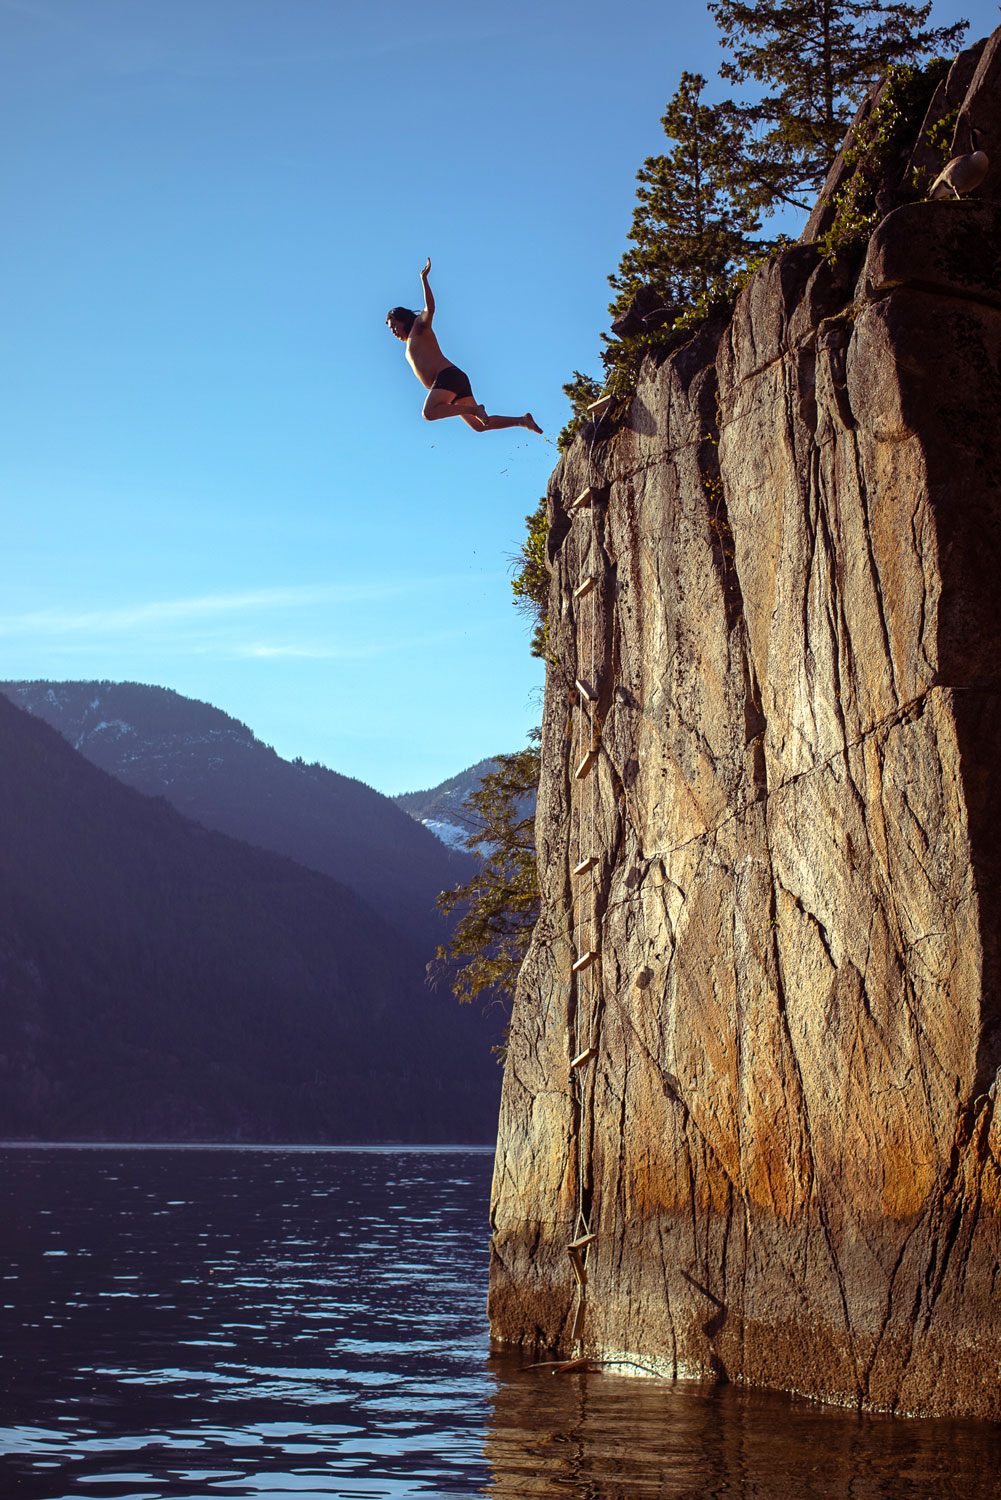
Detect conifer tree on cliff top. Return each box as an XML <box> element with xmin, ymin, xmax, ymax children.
<box><xmin>610</xmin><ymin>72</ymin><xmax>765</xmax><ymax>314</ymax></box>
<box><xmin>708</xmin><ymin>0</ymin><xmax>968</xmax><ymax>213</ymax></box>
<box><xmin>602</xmin><ymin>71</ymin><xmax>766</xmax><ymax>389</ymax></box>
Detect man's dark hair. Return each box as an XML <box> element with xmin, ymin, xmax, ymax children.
<box><xmin>387</xmin><ymin>306</ymin><xmax>416</xmax><ymax>333</ymax></box>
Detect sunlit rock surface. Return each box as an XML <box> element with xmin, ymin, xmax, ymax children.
<box><xmin>489</xmin><ymin>33</ymin><xmax>1001</xmax><ymax>1420</ymax></box>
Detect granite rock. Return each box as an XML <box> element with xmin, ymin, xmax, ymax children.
<box><xmin>489</xmin><ymin>33</ymin><xmax>1001</xmax><ymax>1420</ymax></box>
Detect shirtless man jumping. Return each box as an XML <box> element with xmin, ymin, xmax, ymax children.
<box><xmin>387</xmin><ymin>259</ymin><xmax>543</xmax><ymax>435</ymax></box>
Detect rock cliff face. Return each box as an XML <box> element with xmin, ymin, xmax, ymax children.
<box><xmin>489</xmin><ymin>34</ymin><xmax>1001</xmax><ymax>1420</ymax></box>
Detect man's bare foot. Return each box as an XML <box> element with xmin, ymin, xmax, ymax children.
<box><xmin>523</xmin><ymin>413</ymin><xmax>543</xmax><ymax>434</ymax></box>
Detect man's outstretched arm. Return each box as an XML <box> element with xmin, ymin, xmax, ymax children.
<box><xmin>416</xmin><ymin>257</ymin><xmax>434</xmax><ymax>328</ymax></box>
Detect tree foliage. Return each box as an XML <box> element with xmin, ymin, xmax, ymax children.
<box><xmin>431</xmin><ymin>739</ymin><xmax>541</xmax><ymax>1009</ymax></box>
<box><xmin>450</xmin><ymin>8</ymin><xmax>973</xmax><ymax>1023</ymax></box>
<box><xmin>559</xmin><ymin>2</ymin><xmax>969</xmax><ymax>430</ymax></box>
<box><xmin>818</xmin><ymin>56</ymin><xmax>948</xmax><ymax>254</ymax></box>
<box><xmin>510</xmin><ymin>499</ymin><xmax>550</xmax><ymax>659</ymax></box>
<box><xmin>708</xmin><ymin>0</ymin><xmax>967</xmax><ymax>212</ymax></box>
<box><xmin>602</xmin><ymin>71</ymin><xmax>774</xmax><ymax>388</ymax></box>
<box><xmin>610</xmin><ymin>73</ymin><xmax>766</xmax><ymax>314</ymax></box>
<box><xmin>558</xmin><ymin>370</ymin><xmax>604</xmax><ymax>452</ymax></box>
<box><xmin>428</xmin><ymin>507</ymin><xmax>549</xmax><ymax>1009</ymax></box>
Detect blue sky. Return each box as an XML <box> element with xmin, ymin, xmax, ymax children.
<box><xmin>0</xmin><ymin>0</ymin><xmax>989</xmax><ymax>794</ymax></box>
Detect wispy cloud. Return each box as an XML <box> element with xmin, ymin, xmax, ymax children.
<box><xmin>234</xmin><ymin>643</ymin><xmax>378</xmax><ymax>661</ymax></box>
<box><xmin>231</xmin><ymin>625</ymin><xmax>487</xmax><ymax>661</ymax></box>
<box><xmin>0</xmin><ymin>588</ymin><xmax>324</xmax><ymax>637</ymax></box>
<box><xmin>0</xmin><ymin>576</ymin><xmax>500</xmax><ymax>638</ymax></box>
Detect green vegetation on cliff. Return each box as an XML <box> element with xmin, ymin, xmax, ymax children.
<box><xmin>602</xmin><ymin>71</ymin><xmax>769</xmax><ymax>395</ymax></box>
<box><xmin>447</xmin><ymin>1</ymin><xmax>973</xmax><ymax>1028</ymax></box>
<box><xmin>710</xmin><ymin>0</ymin><xmax>966</xmax><ymax>213</ymax></box>
<box><xmin>430</xmin><ymin>738</ymin><xmax>541</xmax><ymax>1010</ymax></box>
<box><xmin>818</xmin><ymin>56</ymin><xmax>951</xmax><ymax>255</ymax></box>
<box><xmin>557</xmin><ymin>0</ymin><xmax>968</xmax><ymax>447</ymax></box>
<box><xmin>426</xmin><ymin>508</ymin><xmax>549</xmax><ymax>1014</ymax></box>
<box><xmin>510</xmin><ymin>498</ymin><xmax>550</xmax><ymax>660</ymax></box>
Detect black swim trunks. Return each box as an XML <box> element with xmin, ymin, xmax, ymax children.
<box><xmin>430</xmin><ymin>364</ymin><xmax>474</xmax><ymax>400</ymax></box>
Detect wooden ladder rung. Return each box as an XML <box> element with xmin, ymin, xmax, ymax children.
<box><xmin>569</xmin><ymin>1304</ymin><xmax>587</xmax><ymax>1347</ymax></box>
<box><xmin>568</xmin><ymin>1246</ymin><xmax>588</xmax><ymax>1289</ymax></box>
<box><xmin>575</xmin><ymin>748</ymin><xmax>598</xmax><ymax>779</ymax></box>
<box><xmin>571</xmin><ymin>487</ymin><xmax>595</xmax><ymax>510</ymax></box>
<box><xmin>575</xmin><ymin>677</ymin><xmax>598</xmax><ymax>702</ymax></box>
<box><xmin>570</xmin><ymin>1232</ymin><xmax>596</xmax><ymax>1250</ymax></box>
<box><xmin>570</xmin><ymin>1046</ymin><xmax>597</xmax><ymax>1071</ymax></box>
<box><xmin>587</xmin><ymin>393</ymin><xmax>615</xmax><ymax>418</ymax></box>
<box><xmin>573</xmin><ymin>575</ymin><xmax>597</xmax><ymax>601</ymax></box>
<box><xmin>573</xmin><ymin>854</ymin><xmax>598</xmax><ymax>877</ymax></box>
<box><xmin>572</xmin><ymin>950</ymin><xmax>599</xmax><ymax>974</ymax></box>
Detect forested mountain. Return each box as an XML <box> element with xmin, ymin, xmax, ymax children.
<box><xmin>0</xmin><ymin>694</ymin><xmax>502</xmax><ymax>1142</ymax></box>
<box><xmin>0</xmin><ymin>680</ymin><xmax>472</xmax><ymax>955</ymax></box>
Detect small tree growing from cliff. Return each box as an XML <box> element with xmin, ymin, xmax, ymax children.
<box><xmin>604</xmin><ymin>72</ymin><xmax>772</xmax><ymax>389</ymax></box>
<box><xmin>558</xmin><ymin>371</ymin><xmax>604</xmax><ymax>451</ymax></box>
<box><xmin>611</xmin><ymin>72</ymin><xmax>764</xmax><ymax>308</ymax></box>
<box><xmin>430</xmin><ymin>737</ymin><xmax>541</xmax><ymax>1009</ymax></box>
<box><xmin>708</xmin><ymin>0</ymin><xmax>968</xmax><ymax>213</ymax></box>
<box><xmin>510</xmin><ymin>498</ymin><xmax>550</xmax><ymax>658</ymax></box>
<box><xmin>431</xmin><ymin>504</ymin><xmax>548</xmax><ymax>1013</ymax></box>
<box><xmin>560</xmin><ymin>72</ymin><xmax>772</xmax><ymax>430</ymax></box>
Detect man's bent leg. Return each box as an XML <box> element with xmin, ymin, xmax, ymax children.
<box><xmin>422</xmin><ymin>391</ymin><xmax>486</xmax><ymax>427</ymax></box>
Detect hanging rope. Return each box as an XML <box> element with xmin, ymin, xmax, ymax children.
<box><xmin>552</xmin><ymin>396</ymin><xmax>743</xmax><ymax>1365</ymax></box>
<box><xmin>564</xmin><ymin>429</ymin><xmax>609</xmax><ymax>1355</ymax></box>
<box><xmin>560</xmin><ymin>407</ymin><xmax>716</xmax><ymax>1358</ymax></box>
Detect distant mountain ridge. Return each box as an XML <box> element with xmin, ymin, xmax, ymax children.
<box><xmin>1</xmin><ymin>680</ymin><xmax>472</xmax><ymax>956</ymax></box>
<box><xmin>394</xmin><ymin>758</ymin><xmax>500</xmax><ymax>850</ymax></box>
<box><xmin>0</xmin><ymin>694</ymin><xmax>501</xmax><ymax>1142</ymax></box>
<box><xmin>395</xmin><ymin>756</ymin><xmax>538</xmax><ymax>852</ymax></box>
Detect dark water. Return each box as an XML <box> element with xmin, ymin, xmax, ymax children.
<box><xmin>1</xmin><ymin>1147</ymin><xmax>999</xmax><ymax>1499</ymax></box>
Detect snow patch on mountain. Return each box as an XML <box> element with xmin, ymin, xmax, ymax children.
<box><xmin>88</xmin><ymin>720</ymin><xmax>133</xmax><ymax>739</ymax></box>
<box><xmin>422</xmin><ymin>818</ymin><xmax>470</xmax><ymax>852</ymax></box>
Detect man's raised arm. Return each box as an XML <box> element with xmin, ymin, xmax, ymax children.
<box><xmin>416</xmin><ymin>257</ymin><xmax>435</xmax><ymax>328</ymax></box>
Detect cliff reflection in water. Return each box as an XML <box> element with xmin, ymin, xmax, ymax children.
<box><xmin>483</xmin><ymin>1353</ymin><xmax>1001</xmax><ymax>1499</ymax></box>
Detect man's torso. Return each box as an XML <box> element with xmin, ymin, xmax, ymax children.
<box><xmin>405</xmin><ymin>325</ymin><xmax>451</xmax><ymax>389</ymax></box>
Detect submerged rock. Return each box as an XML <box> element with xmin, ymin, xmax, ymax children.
<box><xmin>489</xmin><ymin>31</ymin><xmax>1001</xmax><ymax>1421</ymax></box>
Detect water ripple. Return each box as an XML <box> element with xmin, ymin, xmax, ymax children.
<box><xmin>2</xmin><ymin>1145</ymin><xmax>1000</xmax><ymax>1499</ymax></box>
